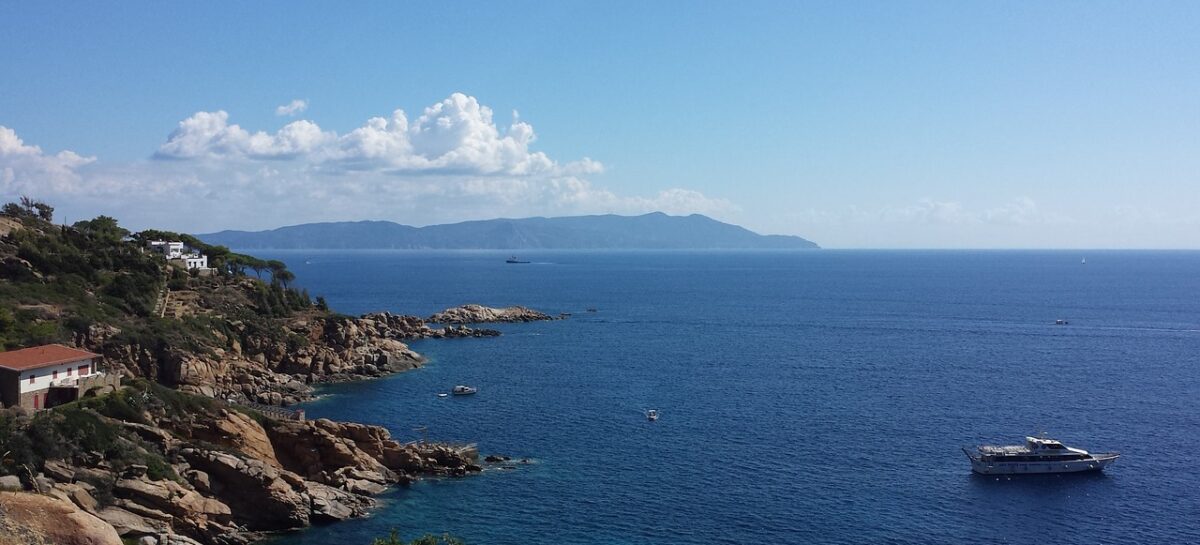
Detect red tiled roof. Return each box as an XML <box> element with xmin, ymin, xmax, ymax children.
<box><xmin>0</xmin><ymin>344</ymin><xmax>99</xmax><ymax>371</ymax></box>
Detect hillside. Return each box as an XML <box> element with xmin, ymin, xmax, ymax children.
<box><xmin>199</xmin><ymin>212</ymin><xmax>820</xmax><ymax>250</ymax></box>
<box><xmin>0</xmin><ymin>200</ymin><xmax>490</xmax><ymax>544</ymax></box>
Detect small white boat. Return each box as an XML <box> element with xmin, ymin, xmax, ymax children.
<box><xmin>645</xmin><ymin>409</ymin><xmax>659</xmax><ymax>421</ymax></box>
<box><xmin>452</xmin><ymin>385</ymin><xmax>478</xmax><ymax>396</ymax></box>
<box><xmin>1081</xmin><ymin>257</ymin><xmax>1087</xmax><ymax>264</ymax></box>
<box><xmin>437</xmin><ymin>393</ymin><xmax>448</xmax><ymax>398</ymax></box>
<box><xmin>963</xmin><ymin>435</ymin><xmax>1119</xmax><ymax>475</ymax></box>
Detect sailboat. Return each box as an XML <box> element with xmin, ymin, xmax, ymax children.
<box><xmin>1081</xmin><ymin>257</ymin><xmax>1087</xmax><ymax>265</ymax></box>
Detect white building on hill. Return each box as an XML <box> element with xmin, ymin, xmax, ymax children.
<box><xmin>148</xmin><ymin>240</ymin><xmax>185</xmax><ymax>259</ymax></box>
<box><xmin>147</xmin><ymin>240</ymin><xmax>210</xmax><ymax>271</ymax></box>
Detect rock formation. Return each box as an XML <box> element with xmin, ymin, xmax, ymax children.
<box><xmin>428</xmin><ymin>304</ymin><xmax>555</xmax><ymax>324</ymax></box>
<box><xmin>0</xmin><ymin>393</ymin><xmax>480</xmax><ymax>545</ymax></box>
<box><xmin>0</xmin><ymin>491</ymin><xmax>122</xmax><ymax>545</ymax></box>
<box><xmin>76</xmin><ymin>301</ymin><xmax>500</xmax><ymax>407</ymax></box>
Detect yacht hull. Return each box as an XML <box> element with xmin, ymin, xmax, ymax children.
<box><xmin>967</xmin><ymin>453</ymin><xmax>1119</xmax><ymax>475</ymax></box>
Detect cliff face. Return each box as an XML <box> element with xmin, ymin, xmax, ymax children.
<box><xmin>0</xmin><ymin>383</ymin><xmax>480</xmax><ymax>544</ymax></box>
<box><xmin>73</xmin><ymin>280</ymin><xmax>501</xmax><ymax>407</ymax></box>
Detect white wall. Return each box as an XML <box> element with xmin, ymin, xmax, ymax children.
<box><xmin>184</xmin><ymin>255</ymin><xmax>208</xmax><ymax>269</ymax></box>
<box><xmin>19</xmin><ymin>358</ymin><xmax>95</xmax><ymax>394</ymax></box>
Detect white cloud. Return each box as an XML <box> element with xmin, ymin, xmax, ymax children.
<box><xmin>157</xmin><ymin>93</ymin><xmax>598</xmax><ymax>177</ymax></box>
<box><xmin>155</xmin><ymin>111</ymin><xmax>331</xmax><ymax>160</ymax></box>
<box><xmin>0</xmin><ymin>125</ymin><xmax>95</xmax><ymax>195</ymax></box>
<box><xmin>275</xmin><ymin>99</ymin><xmax>308</xmax><ymax>117</ymax></box>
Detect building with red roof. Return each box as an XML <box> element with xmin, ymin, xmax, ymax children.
<box><xmin>0</xmin><ymin>344</ymin><xmax>111</xmax><ymax>410</ymax></box>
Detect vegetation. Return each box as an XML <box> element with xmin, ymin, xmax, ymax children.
<box><xmin>0</xmin><ymin>378</ymin><xmax>250</xmax><ymax>490</ymax></box>
<box><xmin>0</xmin><ymin>388</ymin><xmax>178</xmax><ymax>486</ymax></box>
<box><xmin>0</xmin><ymin>198</ymin><xmax>314</xmax><ymax>350</ymax></box>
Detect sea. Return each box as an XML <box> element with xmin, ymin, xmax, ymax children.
<box><xmin>254</xmin><ymin>250</ymin><xmax>1200</xmax><ymax>545</ymax></box>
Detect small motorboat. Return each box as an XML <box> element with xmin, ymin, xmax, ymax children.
<box><xmin>645</xmin><ymin>409</ymin><xmax>659</xmax><ymax>421</ymax></box>
<box><xmin>452</xmin><ymin>385</ymin><xmax>478</xmax><ymax>396</ymax></box>
<box><xmin>1055</xmin><ymin>319</ymin><xmax>1069</xmax><ymax>325</ymax></box>
<box><xmin>437</xmin><ymin>393</ymin><xmax>449</xmax><ymax>398</ymax></box>
<box><xmin>505</xmin><ymin>256</ymin><xmax>530</xmax><ymax>264</ymax></box>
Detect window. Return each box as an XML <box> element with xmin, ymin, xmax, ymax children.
<box><xmin>53</xmin><ymin>370</ymin><xmax>58</xmax><ymax>379</ymax></box>
<box><xmin>67</xmin><ymin>367</ymin><xmax>73</xmax><ymax>376</ymax></box>
<box><xmin>79</xmin><ymin>365</ymin><xmax>89</xmax><ymax>375</ymax></box>
<box><xmin>28</xmin><ymin>374</ymin><xmax>35</xmax><ymax>384</ymax></box>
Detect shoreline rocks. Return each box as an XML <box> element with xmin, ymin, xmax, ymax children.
<box><xmin>428</xmin><ymin>304</ymin><xmax>556</xmax><ymax>324</ymax></box>
<box><xmin>2</xmin><ymin>404</ymin><xmax>481</xmax><ymax>545</ymax></box>
<box><xmin>87</xmin><ymin>309</ymin><xmax>501</xmax><ymax>408</ymax></box>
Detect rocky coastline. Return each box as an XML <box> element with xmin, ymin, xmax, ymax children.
<box><xmin>0</xmin><ymin>387</ymin><xmax>480</xmax><ymax>545</ymax></box>
<box><xmin>0</xmin><ymin>211</ymin><xmax>557</xmax><ymax>544</ymax></box>
<box><xmin>76</xmin><ymin>305</ymin><xmax>504</xmax><ymax>408</ymax></box>
<box><xmin>2</xmin><ymin>300</ymin><xmax>557</xmax><ymax>545</ymax></box>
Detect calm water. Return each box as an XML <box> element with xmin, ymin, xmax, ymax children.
<box><xmin>260</xmin><ymin>250</ymin><xmax>1200</xmax><ymax>545</ymax></box>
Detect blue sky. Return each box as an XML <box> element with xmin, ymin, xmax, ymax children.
<box><xmin>1</xmin><ymin>2</ymin><xmax>1198</xmax><ymax>248</ymax></box>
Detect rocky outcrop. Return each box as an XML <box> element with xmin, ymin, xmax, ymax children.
<box><xmin>83</xmin><ymin>305</ymin><xmax>500</xmax><ymax>408</ymax></box>
<box><xmin>429</xmin><ymin>304</ymin><xmax>555</xmax><ymax>324</ymax></box>
<box><xmin>4</xmin><ymin>392</ymin><xmax>480</xmax><ymax>545</ymax></box>
<box><xmin>0</xmin><ymin>491</ymin><xmax>122</xmax><ymax>545</ymax></box>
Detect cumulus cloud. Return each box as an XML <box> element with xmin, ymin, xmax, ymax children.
<box><xmin>275</xmin><ymin>99</ymin><xmax>308</xmax><ymax>117</ymax></box>
<box><xmin>155</xmin><ymin>111</ymin><xmax>331</xmax><ymax>160</ymax></box>
<box><xmin>0</xmin><ymin>125</ymin><xmax>95</xmax><ymax>195</ymax></box>
<box><xmin>157</xmin><ymin>93</ymin><xmax>598</xmax><ymax>177</ymax></box>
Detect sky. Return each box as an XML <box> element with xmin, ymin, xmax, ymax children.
<box><xmin>1</xmin><ymin>2</ymin><xmax>1198</xmax><ymax>248</ymax></box>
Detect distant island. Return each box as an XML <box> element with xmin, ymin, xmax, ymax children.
<box><xmin>198</xmin><ymin>212</ymin><xmax>819</xmax><ymax>250</ymax></box>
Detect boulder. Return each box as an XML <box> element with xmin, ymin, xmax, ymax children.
<box><xmin>303</xmin><ymin>481</ymin><xmax>370</xmax><ymax>523</ymax></box>
<box><xmin>0</xmin><ymin>491</ymin><xmax>123</xmax><ymax>545</ymax></box>
<box><xmin>59</xmin><ymin>482</ymin><xmax>100</xmax><ymax>514</ymax></box>
<box><xmin>190</xmin><ymin>410</ymin><xmax>279</xmax><ymax>468</ymax></box>
<box><xmin>43</xmin><ymin>459</ymin><xmax>76</xmax><ymax>482</ymax></box>
<box><xmin>0</xmin><ymin>475</ymin><xmax>22</xmax><ymax>491</ymax></box>
<box><xmin>96</xmin><ymin>505</ymin><xmax>170</xmax><ymax>536</ymax></box>
<box><xmin>179</xmin><ymin>449</ymin><xmax>310</xmax><ymax>530</ymax></box>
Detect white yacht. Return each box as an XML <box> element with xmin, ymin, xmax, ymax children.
<box><xmin>963</xmin><ymin>435</ymin><xmax>1119</xmax><ymax>475</ymax></box>
<box><xmin>452</xmin><ymin>385</ymin><xmax>477</xmax><ymax>396</ymax></box>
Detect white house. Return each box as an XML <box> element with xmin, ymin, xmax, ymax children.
<box><xmin>0</xmin><ymin>344</ymin><xmax>114</xmax><ymax>410</ymax></box>
<box><xmin>148</xmin><ymin>240</ymin><xmax>211</xmax><ymax>271</ymax></box>
<box><xmin>176</xmin><ymin>252</ymin><xmax>209</xmax><ymax>270</ymax></box>
<box><xmin>148</xmin><ymin>240</ymin><xmax>185</xmax><ymax>259</ymax></box>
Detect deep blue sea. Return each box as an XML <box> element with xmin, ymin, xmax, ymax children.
<box><xmin>258</xmin><ymin>250</ymin><xmax>1200</xmax><ymax>545</ymax></box>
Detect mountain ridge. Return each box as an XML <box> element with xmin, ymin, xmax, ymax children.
<box><xmin>198</xmin><ymin>212</ymin><xmax>820</xmax><ymax>250</ymax></box>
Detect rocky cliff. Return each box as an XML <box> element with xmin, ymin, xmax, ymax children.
<box><xmin>73</xmin><ymin>281</ymin><xmax>503</xmax><ymax>407</ymax></box>
<box><xmin>0</xmin><ymin>382</ymin><xmax>480</xmax><ymax>545</ymax></box>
